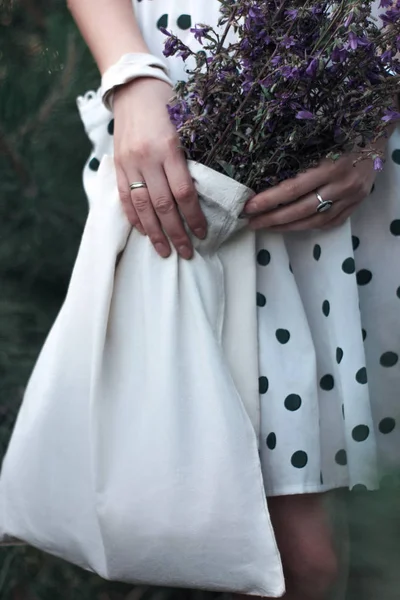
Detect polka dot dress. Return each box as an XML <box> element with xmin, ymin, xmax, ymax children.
<box><xmin>76</xmin><ymin>0</ymin><xmax>400</xmax><ymax>497</ymax></box>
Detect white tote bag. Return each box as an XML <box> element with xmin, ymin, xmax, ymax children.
<box><xmin>0</xmin><ymin>156</ymin><xmax>284</xmax><ymax>597</ymax></box>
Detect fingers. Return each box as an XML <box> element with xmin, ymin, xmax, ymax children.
<box><xmin>115</xmin><ymin>165</ymin><xmax>145</xmax><ymax>236</ymax></box>
<box><xmin>164</xmin><ymin>150</ymin><xmax>207</xmax><ymax>239</ymax></box>
<box><xmin>248</xmin><ymin>182</ymin><xmax>359</xmax><ymax>232</ymax></box>
<box><xmin>263</xmin><ymin>200</ymin><xmax>353</xmax><ymax>232</ymax></box>
<box><xmin>141</xmin><ymin>165</ymin><xmax>194</xmax><ymax>260</ymax></box>
<box><xmin>243</xmin><ymin>160</ymin><xmax>333</xmax><ymax>215</ymax></box>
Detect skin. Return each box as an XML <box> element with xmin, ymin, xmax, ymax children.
<box><xmin>67</xmin><ymin>0</ymin><xmax>207</xmax><ymax>261</ymax></box>
<box><xmin>244</xmin><ymin>133</ymin><xmax>395</xmax><ymax>232</ymax></box>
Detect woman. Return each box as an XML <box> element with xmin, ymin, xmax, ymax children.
<box><xmin>69</xmin><ymin>0</ymin><xmax>400</xmax><ymax>598</ymax></box>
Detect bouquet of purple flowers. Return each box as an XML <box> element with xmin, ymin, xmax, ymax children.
<box><xmin>161</xmin><ymin>0</ymin><xmax>400</xmax><ymax>193</ymax></box>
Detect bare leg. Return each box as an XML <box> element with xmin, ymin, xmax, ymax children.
<box><xmin>236</xmin><ymin>492</ymin><xmax>340</xmax><ymax>600</ymax></box>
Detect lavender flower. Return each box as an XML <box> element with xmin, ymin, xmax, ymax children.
<box><xmin>160</xmin><ymin>0</ymin><xmax>400</xmax><ymax>193</ymax></box>
<box><xmin>190</xmin><ymin>25</ymin><xmax>212</xmax><ymax>45</ymax></box>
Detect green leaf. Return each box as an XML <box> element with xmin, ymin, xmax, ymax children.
<box><xmin>216</xmin><ymin>159</ymin><xmax>236</xmax><ymax>178</ymax></box>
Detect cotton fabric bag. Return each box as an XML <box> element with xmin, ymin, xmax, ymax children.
<box><xmin>0</xmin><ymin>155</ymin><xmax>284</xmax><ymax>597</ymax></box>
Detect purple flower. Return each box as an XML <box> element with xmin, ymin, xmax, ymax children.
<box><xmin>281</xmin><ymin>36</ymin><xmax>296</xmax><ymax>49</ymax></box>
<box><xmin>281</xmin><ymin>65</ymin><xmax>293</xmax><ymax>78</ymax></box>
<box><xmin>344</xmin><ymin>11</ymin><xmax>354</xmax><ymax>28</ymax></box>
<box><xmin>311</xmin><ymin>4</ymin><xmax>324</xmax><ymax>15</ymax></box>
<box><xmin>285</xmin><ymin>9</ymin><xmax>298</xmax><ymax>20</ymax></box>
<box><xmin>306</xmin><ymin>58</ymin><xmax>319</xmax><ymax>77</ymax></box>
<box><xmin>373</xmin><ymin>157</ymin><xmax>384</xmax><ymax>170</ymax></box>
<box><xmin>190</xmin><ymin>25</ymin><xmax>211</xmax><ymax>45</ymax></box>
<box><xmin>240</xmin><ymin>37</ymin><xmax>252</xmax><ymax>52</ymax></box>
<box><xmin>271</xmin><ymin>55</ymin><xmax>282</xmax><ymax>66</ymax></box>
<box><xmin>379</xmin><ymin>0</ymin><xmax>392</xmax><ymax>6</ymax></box>
<box><xmin>381</xmin><ymin>49</ymin><xmax>393</xmax><ymax>64</ymax></box>
<box><xmin>160</xmin><ymin>29</ymin><xmax>181</xmax><ymax>58</ymax></box>
<box><xmin>380</xmin><ymin>8</ymin><xmax>400</xmax><ymax>24</ymax></box>
<box><xmin>382</xmin><ymin>109</ymin><xmax>400</xmax><ymax>122</ymax></box>
<box><xmin>167</xmin><ymin>100</ymin><xmax>190</xmax><ymax>129</ymax></box>
<box><xmin>177</xmin><ymin>47</ymin><xmax>192</xmax><ymax>61</ymax></box>
<box><xmin>348</xmin><ymin>32</ymin><xmax>359</xmax><ymax>50</ymax></box>
<box><xmin>331</xmin><ymin>45</ymin><xmax>348</xmax><ymax>63</ymax></box>
<box><xmin>296</xmin><ymin>110</ymin><xmax>315</xmax><ymax>120</ymax></box>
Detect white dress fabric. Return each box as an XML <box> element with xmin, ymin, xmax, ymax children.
<box><xmin>77</xmin><ymin>0</ymin><xmax>400</xmax><ymax>496</ymax></box>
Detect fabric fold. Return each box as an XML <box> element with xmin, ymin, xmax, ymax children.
<box><xmin>0</xmin><ymin>156</ymin><xmax>284</xmax><ymax>597</ymax></box>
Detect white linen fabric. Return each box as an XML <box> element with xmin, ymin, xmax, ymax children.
<box><xmin>76</xmin><ymin>0</ymin><xmax>400</xmax><ymax>496</ymax></box>
<box><xmin>0</xmin><ymin>155</ymin><xmax>284</xmax><ymax>596</ymax></box>
<box><xmin>100</xmin><ymin>53</ymin><xmax>173</xmax><ymax>111</ymax></box>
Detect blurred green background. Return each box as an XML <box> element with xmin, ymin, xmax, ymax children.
<box><xmin>0</xmin><ymin>1</ymin><xmax>138</xmax><ymax>597</ymax></box>
<box><xmin>0</xmin><ymin>2</ymin><xmax>399</xmax><ymax>600</ymax></box>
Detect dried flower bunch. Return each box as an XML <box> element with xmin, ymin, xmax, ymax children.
<box><xmin>161</xmin><ymin>0</ymin><xmax>400</xmax><ymax>192</ymax></box>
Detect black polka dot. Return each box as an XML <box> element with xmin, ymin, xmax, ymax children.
<box><xmin>320</xmin><ymin>374</ymin><xmax>334</xmax><ymax>391</ymax></box>
<box><xmin>322</xmin><ymin>300</ymin><xmax>330</xmax><ymax>316</ymax></box>
<box><xmin>379</xmin><ymin>417</ymin><xmax>396</xmax><ymax>434</ymax></box>
<box><xmin>313</xmin><ymin>244</ymin><xmax>321</xmax><ymax>260</ymax></box>
<box><xmin>284</xmin><ymin>394</ymin><xmax>302</xmax><ymax>411</ymax></box>
<box><xmin>276</xmin><ymin>329</ymin><xmax>290</xmax><ymax>344</ymax></box>
<box><xmin>390</xmin><ymin>220</ymin><xmax>400</xmax><ymax>235</ymax></box>
<box><xmin>356</xmin><ymin>269</ymin><xmax>372</xmax><ymax>285</ymax></box>
<box><xmin>342</xmin><ymin>404</ymin><xmax>345</xmax><ymax>419</ymax></box>
<box><xmin>342</xmin><ymin>257</ymin><xmax>355</xmax><ymax>274</ymax></box>
<box><xmin>352</xmin><ymin>236</ymin><xmax>360</xmax><ymax>251</ymax></box>
<box><xmin>157</xmin><ymin>14</ymin><xmax>168</xmax><ymax>29</ymax></box>
<box><xmin>320</xmin><ymin>471</ymin><xmax>324</xmax><ymax>485</ymax></box>
<box><xmin>289</xmin><ymin>262</ymin><xmax>293</xmax><ymax>273</ymax></box>
<box><xmin>352</xmin><ymin>483</ymin><xmax>368</xmax><ymax>492</ymax></box>
<box><xmin>380</xmin><ymin>351</ymin><xmax>399</xmax><ymax>367</ymax></box>
<box><xmin>352</xmin><ymin>424</ymin><xmax>370</xmax><ymax>442</ymax></box>
<box><xmin>392</xmin><ymin>149</ymin><xmax>400</xmax><ymax>164</ymax></box>
<box><xmin>370</xmin><ymin>183</ymin><xmax>375</xmax><ymax>194</ymax></box>
<box><xmin>257</xmin><ymin>249</ymin><xmax>271</xmax><ymax>266</ymax></box>
<box><xmin>107</xmin><ymin>119</ymin><xmax>114</xmax><ymax>135</ymax></box>
<box><xmin>259</xmin><ymin>376</ymin><xmax>269</xmax><ymax>394</ymax></box>
<box><xmin>335</xmin><ymin>449</ymin><xmax>347</xmax><ymax>465</ymax></box>
<box><xmin>89</xmin><ymin>157</ymin><xmax>100</xmax><ymax>171</ymax></box>
<box><xmin>362</xmin><ymin>329</ymin><xmax>367</xmax><ymax>341</ymax></box>
<box><xmin>291</xmin><ymin>451</ymin><xmax>308</xmax><ymax>468</ymax></box>
<box><xmin>177</xmin><ymin>14</ymin><xmax>192</xmax><ymax>29</ymax></box>
<box><xmin>397</xmin><ymin>286</ymin><xmax>400</xmax><ymax>299</ymax></box>
<box><xmin>257</xmin><ymin>292</ymin><xmax>266</xmax><ymax>307</ymax></box>
<box><xmin>266</xmin><ymin>432</ymin><xmax>277</xmax><ymax>449</ymax></box>
<box><xmin>356</xmin><ymin>367</ymin><xmax>368</xmax><ymax>384</ymax></box>
<box><xmin>336</xmin><ymin>347</ymin><xmax>343</xmax><ymax>364</ymax></box>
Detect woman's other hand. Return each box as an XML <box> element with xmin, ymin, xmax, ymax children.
<box><xmin>242</xmin><ymin>152</ymin><xmax>380</xmax><ymax>232</ymax></box>
<box><xmin>113</xmin><ymin>78</ymin><xmax>207</xmax><ymax>259</ymax></box>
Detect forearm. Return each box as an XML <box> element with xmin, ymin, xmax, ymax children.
<box><xmin>67</xmin><ymin>0</ymin><xmax>149</xmax><ymax>74</ymax></box>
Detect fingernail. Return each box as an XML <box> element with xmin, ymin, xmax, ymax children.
<box><xmin>155</xmin><ymin>243</ymin><xmax>170</xmax><ymax>258</ymax></box>
<box><xmin>194</xmin><ymin>227</ymin><xmax>206</xmax><ymax>239</ymax></box>
<box><xmin>178</xmin><ymin>245</ymin><xmax>192</xmax><ymax>260</ymax></box>
<box><xmin>243</xmin><ymin>203</ymin><xmax>258</xmax><ymax>215</ymax></box>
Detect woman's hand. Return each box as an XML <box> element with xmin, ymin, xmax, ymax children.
<box><xmin>113</xmin><ymin>78</ymin><xmax>207</xmax><ymax>259</ymax></box>
<box><xmin>242</xmin><ymin>152</ymin><xmax>380</xmax><ymax>232</ymax></box>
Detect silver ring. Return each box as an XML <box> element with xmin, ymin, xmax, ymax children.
<box><xmin>315</xmin><ymin>191</ymin><xmax>333</xmax><ymax>213</ymax></box>
<box><xmin>129</xmin><ymin>181</ymin><xmax>147</xmax><ymax>190</ymax></box>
